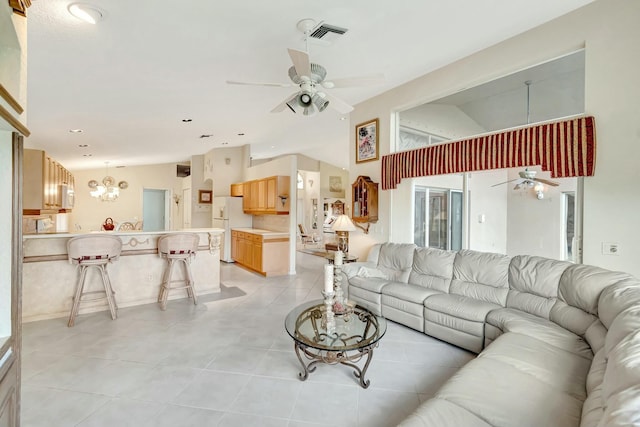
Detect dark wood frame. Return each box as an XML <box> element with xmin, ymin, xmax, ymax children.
<box><xmin>355</xmin><ymin>118</ymin><xmax>379</xmax><ymax>164</ymax></box>
<box><xmin>198</xmin><ymin>190</ymin><xmax>212</xmax><ymax>204</ymax></box>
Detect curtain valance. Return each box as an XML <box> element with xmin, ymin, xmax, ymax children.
<box><xmin>381</xmin><ymin>116</ymin><xmax>596</xmax><ymax>190</ymax></box>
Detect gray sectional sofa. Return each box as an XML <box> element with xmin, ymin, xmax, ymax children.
<box><xmin>340</xmin><ymin>243</ymin><xmax>640</xmax><ymax>427</ymax></box>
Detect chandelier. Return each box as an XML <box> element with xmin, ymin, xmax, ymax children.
<box><xmin>88</xmin><ymin>162</ymin><xmax>128</xmax><ymax>202</ymax></box>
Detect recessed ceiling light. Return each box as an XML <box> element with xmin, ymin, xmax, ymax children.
<box><xmin>78</xmin><ymin>144</ymin><xmax>89</xmax><ymax>148</ymax></box>
<box><xmin>222</xmin><ymin>142</ymin><xmax>229</xmax><ymax>145</ymax></box>
<box><xmin>69</xmin><ymin>129</ymin><xmax>83</xmax><ymax>133</ymax></box>
<box><xmin>271</xmin><ymin>145</ymin><xmax>275</xmax><ymax>149</ymax></box>
<box><xmin>82</xmin><ymin>154</ymin><xmax>92</xmax><ymax>157</ymax></box>
<box><xmin>199</xmin><ymin>134</ymin><xmax>213</xmax><ymax>139</ymax></box>
<box><xmin>237</xmin><ymin>133</ymin><xmax>245</xmax><ymax>136</ymax></box>
<box><xmin>182</xmin><ymin>119</ymin><xmax>192</xmax><ymax>123</ymax></box>
<box><xmin>68</xmin><ymin>3</ymin><xmax>104</xmax><ymax>24</ymax></box>
<box><xmin>339</xmin><ymin>117</ymin><xmax>347</xmax><ymax>121</ymax></box>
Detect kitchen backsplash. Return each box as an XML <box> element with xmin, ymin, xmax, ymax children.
<box><xmin>253</xmin><ymin>215</ymin><xmax>289</xmax><ymax>232</ymax></box>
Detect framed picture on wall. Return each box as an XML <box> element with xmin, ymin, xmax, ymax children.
<box><xmin>198</xmin><ymin>190</ymin><xmax>212</xmax><ymax>204</ymax></box>
<box><xmin>355</xmin><ymin>118</ymin><xmax>379</xmax><ymax>164</ymax></box>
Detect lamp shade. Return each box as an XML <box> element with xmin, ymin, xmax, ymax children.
<box><xmin>331</xmin><ymin>214</ymin><xmax>356</xmax><ymax>232</ymax></box>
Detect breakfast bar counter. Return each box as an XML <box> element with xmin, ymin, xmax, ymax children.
<box><xmin>22</xmin><ymin>228</ymin><xmax>224</xmax><ymax>322</ymax></box>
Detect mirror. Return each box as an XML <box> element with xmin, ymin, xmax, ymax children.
<box><xmin>397</xmin><ymin>50</ymin><xmax>585</xmax><ymax>261</ymax></box>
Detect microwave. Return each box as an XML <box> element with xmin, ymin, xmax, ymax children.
<box><xmin>58</xmin><ymin>184</ymin><xmax>75</xmax><ymax>209</ymax></box>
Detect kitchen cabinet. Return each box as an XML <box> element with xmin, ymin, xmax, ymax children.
<box><xmin>23</xmin><ymin>149</ymin><xmax>75</xmax><ymax>213</ymax></box>
<box><xmin>231</xmin><ymin>229</ymin><xmax>289</xmax><ymax>276</ymax></box>
<box><xmin>242</xmin><ymin>175</ymin><xmax>290</xmax><ymax>214</ymax></box>
<box><xmin>230</xmin><ymin>183</ymin><xmax>243</xmax><ymax>197</ymax></box>
<box><xmin>351</xmin><ymin>175</ymin><xmax>378</xmax><ymax>224</ymax></box>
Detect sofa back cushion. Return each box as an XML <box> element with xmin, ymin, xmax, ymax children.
<box><xmin>408</xmin><ymin>247</ymin><xmax>456</xmax><ymax>292</ymax></box>
<box><xmin>450</xmin><ymin>249</ymin><xmax>510</xmax><ymax>306</ymax></box>
<box><xmin>597</xmin><ymin>278</ymin><xmax>640</xmax><ymax>329</ymax></box>
<box><xmin>507</xmin><ymin>255</ymin><xmax>571</xmax><ymax>319</ymax></box>
<box><xmin>377</xmin><ymin>243</ymin><xmax>416</xmax><ymax>283</ymax></box>
<box><xmin>550</xmin><ymin>264</ymin><xmax>632</xmax><ymax>339</ymax></box>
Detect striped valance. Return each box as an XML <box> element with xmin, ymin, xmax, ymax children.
<box><xmin>381</xmin><ymin>116</ymin><xmax>596</xmax><ymax>190</ymax></box>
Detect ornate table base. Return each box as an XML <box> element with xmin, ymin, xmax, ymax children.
<box><xmin>293</xmin><ymin>340</ymin><xmax>378</xmax><ymax>389</ymax></box>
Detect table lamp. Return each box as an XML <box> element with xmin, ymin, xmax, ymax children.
<box><xmin>331</xmin><ymin>214</ymin><xmax>357</xmax><ymax>253</ymax></box>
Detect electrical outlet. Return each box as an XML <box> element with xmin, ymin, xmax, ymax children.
<box><xmin>147</xmin><ymin>274</ymin><xmax>153</xmax><ymax>282</ymax></box>
<box><xmin>602</xmin><ymin>242</ymin><xmax>619</xmax><ymax>255</ymax></box>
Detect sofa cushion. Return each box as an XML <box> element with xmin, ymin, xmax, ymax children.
<box><xmin>436</xmin><ymin>335</ymin><xmax>585</xmax><ymax>427</ymax></box>
<box><xmin>604</xmin><ymin>306</ymin><xmax>640</xmax><ymax>357</ymax></box>
<box><xmin>348</xmin><ymin>276</ymin><xmax>391</xmax><ymax>293</ymax></box>
<box><xmin>598</xmin><ymin>278</ymin><xmax>640</xmax><ymax>329</ymax></box>
<box><xmin>377</xmin><ymin>243</ymin><xmax>416</xmax><ymax>282</ymax></box>
<box><xmin>507</xmin><ymin>255</ymin><xmax>572</xmax><ymax>319</ymax></box>
<box><xmin>486</xmin><ymin>308</ymin><xmax>593</xmax><ymax>359</ymax></box>
<box><xmin>425</xmin><ymin>294</ymin><xmax>501</xmax><ymax>322</ymax></box>
<box><xmin>383</xmin><ymin>282</ymin><xmax>442</xmax><ymax>305</ymax></box>
<box><xmin>398</xmin><ymin>398</ymin><xmax>492</xmax><ymax>427</ymax></box>
<box><xmin>550</xmin><ymin>264</ymin><xmax>631</xmax><ymax>339</ymax></box>
<box><xmin>450</xmin><ymin>249</ymin><xmax>510</xmax><ymax>306</ymax></box>
<box><xmin>601</xmin><ymin>330</ymin><xmax>640</xmax><ymax>426</ymax></box>
<box><xmin>408</xmin><ymin>247</ymin><xmax>456</xmax><ymax>293</ymax></box>
<box><xmin>479</xmin><ymin>332</ymin><xmax>591</xmax><ymax>400</ymax></box>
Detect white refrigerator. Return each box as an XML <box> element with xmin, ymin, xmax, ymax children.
<box><xmin>212</xmin><ymin>196</ymin><xmax>253</xmax><ymax>262</ymax></box>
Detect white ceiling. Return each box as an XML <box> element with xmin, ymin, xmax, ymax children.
<box><xmin>25</xmin><ymin>0</ymin><xmax>595</xmax><ymax>170</ymax></box>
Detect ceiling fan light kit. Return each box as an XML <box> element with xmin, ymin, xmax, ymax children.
<box><xmin>226</xmin><ymin>19</ymin><xmax>384</xmax><ymax>116</ymax></box>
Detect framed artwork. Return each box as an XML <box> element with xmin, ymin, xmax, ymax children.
<box><xmin>198</xmin><ymin>190</ymin><xmax>212</xmax><ymax>204</ymax></box>
<box><xmin>355</xmin><ymin>118</ymin><xmax>379</xmax><ymax>164</ymax></box>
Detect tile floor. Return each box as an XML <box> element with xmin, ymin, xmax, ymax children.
<box><xmin>21</xmin><ymin>253</ymin><xmax>474</xmax><ymax>427</ymax></box>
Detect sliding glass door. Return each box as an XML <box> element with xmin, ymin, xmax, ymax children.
<box><xmin>414</xmin><ymin>187</ymin><xmax>462</xmax><ymax>250</ymax></box>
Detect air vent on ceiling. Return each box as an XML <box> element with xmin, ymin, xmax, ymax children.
<box><xmin>308</xmin><ymin>22</ymin><xmax>348</xmax><ymax>44</ymax></box>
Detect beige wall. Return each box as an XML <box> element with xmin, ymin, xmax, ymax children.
<box><xmin>349</xmin><ymin>0</ymin><xmax>640</xmax><ymax>277</ymax></box>
<box><xmin>71</xmin><ymin>163</ymin><xmax>184</xmax><ymax>231</ymax></box>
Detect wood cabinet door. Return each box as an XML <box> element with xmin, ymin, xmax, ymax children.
<box><xmin>231</xmin><ymin>231</ymin><xmax>238</xmax><ymax>261</ymax></box>
<box><xmin>242</xmin><ymin>182</ymin><xmax>251</xmax><ymax>212</ymax></box>
<box><xmin>252</xmin><ymin>241</ymin><xmax>263</xmax><ymax>272</ymax></box>
<box><xmin>250</xmin><ymin>180</ymin><xmax>260</xmax><ymax>211</ymax></box>
<box><xmin>266</xmin><ymin>177</ymin><xmax>276</xmax><ymax>211</ymax></box>
<box><xmin>256</xmin><ymin>179</ymin><xmax>267</xmax><ymax>211</ymax></box>
<box><xmin>238</xmin><ymin>236</ymin><xmax>248</xmax><ymax>264</ymax></box>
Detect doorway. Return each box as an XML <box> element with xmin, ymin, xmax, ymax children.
<box><xmin>143</xmin><ymin>189</ymin><xmax>169</xmax><ymax>231</ymax></box>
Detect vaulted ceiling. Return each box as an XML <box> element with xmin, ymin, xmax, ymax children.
<box><xmin>25</xmin><ymin>0</ymin><xmax>595</xmax><ymax>170</ymax></box>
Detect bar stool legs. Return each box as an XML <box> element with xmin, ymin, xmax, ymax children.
<box><xmin>68</xmin><ymin>264</ymin><xmax>118</xmax><ymax>327</ymax></box>
<box><xmin>158</xmin><ymin>257</ymin><xmax>198</xmax><ymax>311</ymax></box>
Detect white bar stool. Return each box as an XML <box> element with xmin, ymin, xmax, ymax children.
<box><xmin>157</xmin><ymin>233</ymin><xmax>199</xmax><ymax>310</ymax></box>
<box><xmin>67</xmin><ymin>235</ymin><xmax>122</xmax><ymax>327</ymax></box>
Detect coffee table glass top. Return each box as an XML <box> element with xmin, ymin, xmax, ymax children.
<box><xmin>284</xmin><ymin>300</ymin><xmax>387</xmax><ymax>352</ymax></box>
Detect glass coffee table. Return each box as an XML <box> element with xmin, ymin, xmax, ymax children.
<box><xmin>284</xmin><ymin>299</ymin><xmax>387</xmax><ymax>388</ymax></box>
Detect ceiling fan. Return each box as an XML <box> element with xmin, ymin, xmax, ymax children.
<box><xmin>491</xmin><ymin>168</ymin><xmax>560</xmax><ymax>190</ymax></box>
<box><xmin>226</xmin><ymin>19</ymin><xmax>385</xmax><ymax>116</ymax></box>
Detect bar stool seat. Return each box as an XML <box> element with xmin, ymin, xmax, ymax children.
<box><xmin>67</xmin><ymin>235</ymin><xmax>122</xmax><ymax>327</ymax></box>
<box><xmin>157</xmin><ymin>233</ymin><xmax>199</xmax><ymax>310</ymax></box>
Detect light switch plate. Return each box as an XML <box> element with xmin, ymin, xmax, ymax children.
<box><xmin>602</xmin><ymin>242</ymin><xmax>619</xmax><ymax>255</ymax></box>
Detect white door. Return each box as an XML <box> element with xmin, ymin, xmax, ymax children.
<box><xmin>143</xmin><ymin>189</ymin><xmax>168</xmax><ymax>231</ymax></box>
<box><xmin>183</xmin><ymin>188</ymin><xmax>192</xmax><ymax>229</ymax></box>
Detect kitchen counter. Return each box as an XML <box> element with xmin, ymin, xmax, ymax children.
<box><xmin>230</xmin><ymin>227</ymin><xmax>289</xmax><ymax>238</ymax></box>
<box><xmin>22</xmin><ymin>228</ymin><xmax>224</xmax><ymax>322</ymax></box>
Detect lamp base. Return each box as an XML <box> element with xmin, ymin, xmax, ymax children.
<box><xmin>336</xmin><ymin>231</ymin><xmax>349</xmax><ymax>253</ymax></box>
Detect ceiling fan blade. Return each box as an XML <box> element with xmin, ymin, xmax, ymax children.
<box><xmin>226</xmin><ymin>80</ymin><xmax>291</xmax><ymax>88</ymax></box>
<box><xmin>490</xmin><ymin>178</ymin><xmax>520</xmax><ymax>187</ymax></box>
<box><xmin>271</xmin><ymin>92</ymin><xmax>299</xmax><ymax>113</ymax></box>
<box><xmin>321</xmin><ymin>92</ymin><xmax>353</xmax><ymax>114</ymax></box>
<box><xmin>288</xmin><ymin>48</ymin><xmax>311</xmax><ymax>78</ymax></box>
<box><xmin>322</xmin><ymin>73</ymin><xmax>386</xmax><ymax>89</ymax></box>
<box><xmin>533</xmin><ymin>177</ymin><xmax>560</xmax><ymax>186</ymax></box>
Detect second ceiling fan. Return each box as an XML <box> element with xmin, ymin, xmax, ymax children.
<box><xmin>226</xmin><ymin>19</ymin><xmax>385</xmax><ymax>116</ymax></box>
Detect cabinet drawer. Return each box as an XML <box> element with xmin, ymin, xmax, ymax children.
<box><xmin>248</xmin><ymin>233</ymin><xmax>262</xmax><ymax>243</ymax></box>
